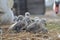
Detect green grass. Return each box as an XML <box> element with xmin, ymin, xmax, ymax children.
<box><xmin>46</xmin><ymin>22</ymin><xmax>60</xmax><ymax>32</ymax></box>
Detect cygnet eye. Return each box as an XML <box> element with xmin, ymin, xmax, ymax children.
<box><xmin>25</xmin><ymin>12</ymin><xmax>30</xmax><ymax>16</ymax></box>
<box><xmin>26</xmin><ymin>14</ymin><xmax>29</xmax><ymax>16</ymax></box>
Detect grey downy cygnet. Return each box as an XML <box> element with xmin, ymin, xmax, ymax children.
<box><xmin>26</xmin><ymin>17</ymin><xmax>41</xmax><ymax>33</ymax></box>
<box><xmin>26</xmin><ymin>17</ymin><xmax>48</xmax><ymax>33</ymax></box>
<box><xmin>9</xmin><ymin>20</ymin><xmax>28</xmax><ymax>33</ymax></box>
<box><xmin>40</xmin><ymin>18</ymin><xmax>48</xmax><ymax>33</ymax></box>
<box><xmin>24</xmin><ymin>12</ymin><xmax>32</xmax><ymax>25</ymax></box>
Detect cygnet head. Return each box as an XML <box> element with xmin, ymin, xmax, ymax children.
<box><xmin>34</xmin><ymin>17</ymin><xmax>41</xmax><ymax>22</ymax></box>
<box><xmin>41</xmin><ymin>18</ymin><xmax>47</xmax><ymax>25</ymax></box>
<box><xmin>25</xmin><ymin>12</ymin><xmax>30</xmax><ymax>17</ymax></box>
<box><xmin>17</xmin><ymin>15</ymin><xmax>24</xmax><ymax>21</ymax></box>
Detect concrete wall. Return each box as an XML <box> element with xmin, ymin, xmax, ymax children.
<box><xmin>13</xmin><ymin>0</ymin><xmax>45</xmax><ymax>15</ymax></box>
<box><xmin>27</xmin><ymin>0</ymin><xmax>45</xmax><ymax>15</ymax></box>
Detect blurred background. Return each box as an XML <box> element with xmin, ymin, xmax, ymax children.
<box><xmin>12</xmin><ymin>0</ymin><xmax>60</xmax><ymax>16</ymax></box>
<box><xmin>12</xmin><ymin>0</ymin><xmax>55</xmax><ymax>15</ymax></box>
